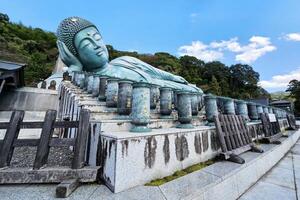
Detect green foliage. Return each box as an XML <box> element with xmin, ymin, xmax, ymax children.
<box><xmin>179</xmin><ymin>55</ymin><xmax>204</xmax><ymax>86</ymax></box>
<box><xmin>0</xmin><ymin>12</ymin><xmax>57</xmax><ymax>86</ymax></box>
<box><xmin>271</xmin><ymin>91</ymin><xmax>292</xmax><ymax>101</ymax></box>
<box><xmin>145</xmin><ymin>159</ymin><xmax>215</xmax><ymax>186</ymax></box>
<box><xmin>108</xmin><ymin>45</ymin><xmax>268</xmax><ymax>99</ymax></box>
<box><xmin>0</xmin><ymin>13</ymin><xmax>9</xmax><ymax>22</ymax></box>
<box><xmin>107</xmin><ymin>45</ymin><xmax>182</xmax><ymax>74</ymax></box>
<box><xmin>208</xmin><ymin>76</ymin><xmax>221</xmax><ymax>95</ymax></box>
<box><xmin>286</xmin><ymin>80</ymin><xmax>300</xmax><ymax>116</ymax></box>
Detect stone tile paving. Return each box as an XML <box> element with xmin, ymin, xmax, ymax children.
<box><xmin>239</xmin><ymin>141</ymin><xmax>300</xmax><ymax>200</ymax></box>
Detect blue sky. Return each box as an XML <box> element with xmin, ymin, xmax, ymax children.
<box><xmin>1</xmin><ymin>0</ymin><xmax>300</xmax><ymax>92</ymax></box>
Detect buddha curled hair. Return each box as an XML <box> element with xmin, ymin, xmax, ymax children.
<box><xmin>57</xmin><ymin>16</ymin><xmax>97</xmax><ymax>56</ymax></box>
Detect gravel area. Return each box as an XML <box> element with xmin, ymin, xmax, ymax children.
<box><xmin>10</xmin><ymin>146</ymin><xmax>74</xmax><ymax>168</ymax></box>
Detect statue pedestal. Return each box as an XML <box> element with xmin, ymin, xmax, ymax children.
<box><xmin>98</xmin><ymin>126</ymin><xmax>218</xmax><ymax>193</ymax></box>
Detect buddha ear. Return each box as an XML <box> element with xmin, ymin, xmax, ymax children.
<box><xmin>57</xmin><ymin>40</ymin><xmax>83</xmax><ymax>71</ymax></box>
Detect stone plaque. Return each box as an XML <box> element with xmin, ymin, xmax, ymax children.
<box><xmin>268</xmin><ymin>114</ymin><xmax>276</xmax><ymax>122</ymax></box>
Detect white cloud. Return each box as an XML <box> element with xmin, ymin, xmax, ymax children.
<box><xmin>283</xmin><ymin>33</ymin><xmax>300</xmax><ymax>41</ymax></box>
<box><xmin>178</xmin><ymin>36</ymin><xmax>276</xmax><ymax>64</ymax></box>
<box><xmin>249</xmin><ymin>36</ymin><xmax>271</xmax><ymax>46</ymax></box>
<box><xmin>190</xmin><ymin>13</ymin><xmax>199</xmax><ymax>18</ymax></box>
<box><xmin>259</xmin><ymin>68</ymin><xmax>300</xmax><ymax>90</ymax></box>
<box><xmin>178</xmin><ymin>41</ymin><xmax>223</xmax><ymax>62</ymax></box>
<box><xmin>210</xmin><ymin>37</ymin><xmax>242</xmax><ymax>52</ymax></box>
<box><xmin>238</xmin><ymin>36</ymin><xmax>276</xmax><ymax>63</ymax></box>
<box><xmin>235</xmin><ymin>43</ymin><xmax>276</xmax><ymax>63</ymax></box>
<box><xmin>189</xmin><ymin>13</ymin><xmax>200</xmax><ymax>23</ymax></box>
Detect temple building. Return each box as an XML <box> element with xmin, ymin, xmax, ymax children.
<box><xmin>270</xmin><ymin>99</ymin><xmax>294</xmax><ymax>112</ymax></box>
<box><xmin>0</xmin><ymin>60</ymin><xmax>26</xmax><ymax>95</ymax></box>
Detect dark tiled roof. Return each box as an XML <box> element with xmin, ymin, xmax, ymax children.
<box><xmin>247</xmin><ymin>98</ymin><xmax>269</xmax><ymax>106</ymax></box>
<box><xmin>270</xmin><ymin>100</ymin><xmax>292</xmax><ymax>104</ymax></box>
<box><xmin>0</xmin><ymin>60</ymin><xmax>26</xmax><ymax>71</ymax></box>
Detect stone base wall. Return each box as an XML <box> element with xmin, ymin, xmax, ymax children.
<box><xmin>0</xmin><ymin>87</ymin><xmax>58</xmax><ymax>111</ymax></box>
<box><xmin>99</xmin><ymin>127</ymin><xmax>219</xmax><ymax>192</ymax></box>
<box><xmin>58</xmin><ymin>81</ymin><xmax>291</xmax><ymax>193</ymax></box>
<box><xmin>98</xmin><ymin>119</ymin><xmax>290</xmax><ymax>193</ymax></box>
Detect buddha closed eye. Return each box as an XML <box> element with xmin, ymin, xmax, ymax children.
<box><xmin>79</xmin><ymin>31</ymin><xmax>102</xmax><ymax>49</ymax></box>
<box><xmin>79</xmin><ymin>39</ymin><xmax>102</xmax><ymax>52</ymax></box>
<box><xmin>93</xmin><ymin>32</ymin><xmax>102</xmax><ymax>41</ymax></box>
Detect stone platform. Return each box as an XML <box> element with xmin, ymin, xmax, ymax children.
<box><xmin>99</xmin><ymin>126</ymin><xmax>219</xmax><ymax>193</ymax></box>
<box><xmin>88</xmin><ymin>118</ymin><xmax>289</xmax><ymax>193</ymax></box>
<box><xmin>57</xmin><ymin>81</ymin><xmax>291</xmax><ymax>193</ymax></box>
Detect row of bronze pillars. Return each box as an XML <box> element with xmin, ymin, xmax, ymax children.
<box><xmin>204</xmin><ymin>94</ymin><xmax>289</xmax><ymax>123</ymax></box>
<box><xmin>71</xmin><ymin>72</ymin><xmax>288</xmax><ymax>130</ymax></box>
<box><xmin>71</xmin><ymin>72</ymin><xmax>204</xmax><ymax>132</ymax></box>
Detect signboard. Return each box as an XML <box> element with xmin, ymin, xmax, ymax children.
<box><xmin>268</xmin><ymin>114</ymin><xmax>277</xmax><ymax>122</ymax></box>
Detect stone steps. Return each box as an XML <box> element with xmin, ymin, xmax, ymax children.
<box><xmin>61</xmin><ymin>82</ymin><xmax>207</xmax><ymax>132</ymax></box>
<box><xmin>62</xmin><ymin>102</ymin><xmax>206</xmax><ymax>132</ymax></box>
<box><xmin>62</xmin><ymin>92</ymin><xmax>206</xmax><ymax>132</ymax></box>
<box><xmin>92</xmin><ymin>117</ymin><xmax>206</xmax><ymax>132</ymax></box>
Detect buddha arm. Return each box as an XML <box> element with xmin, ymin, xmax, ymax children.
<box><xmin>110</xmin><ymin>56</ymin><xmax>188</xmax><ymax>84</ymax></box>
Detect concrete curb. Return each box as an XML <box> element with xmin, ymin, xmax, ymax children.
<box><xmin>199</xmin><ymin>131</ymin><xmax>300</xmax><ymax>200</ymax></box>
<box><xmin>152</xmin><ymin>130</ymin><xmax>300</xmax><ymax>200</ymax></box>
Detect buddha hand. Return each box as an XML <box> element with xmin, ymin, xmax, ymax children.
<box><xmin>175</xmin><ymin>75</ymin><xmax>188</xmax><ymax>84</ymax></box>
<box><xmin>57</xmin><ymin>40</ymin><xmax>83</xmax><ymax>72</ymax></box>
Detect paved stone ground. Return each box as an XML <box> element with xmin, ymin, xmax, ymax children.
<box><xmin>239</xmin><ymin>139</ymin><xmax>300</xmax><ymax>200</ymax></box>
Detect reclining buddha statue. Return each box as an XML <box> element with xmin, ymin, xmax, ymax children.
<box><xmin>57</xmin><ymin>16</ymin><xmax>202</xmax><ymax>93</ymax></box>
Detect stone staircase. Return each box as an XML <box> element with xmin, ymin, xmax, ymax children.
<box><xmin>59</xmin><ymin>81</ymin><xmax>206</xmax><ymax>133</ymax></box>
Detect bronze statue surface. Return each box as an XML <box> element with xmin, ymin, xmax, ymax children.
<box><xmin>57</xmin><ymin>17</ymin><xmax>202</xmax><ymax>93</ymax></box>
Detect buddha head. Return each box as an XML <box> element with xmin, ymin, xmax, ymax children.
<box><xmin>57</xmin><ymin>17</ymin><xmax>109</xmax><ymax>71</ymax></box>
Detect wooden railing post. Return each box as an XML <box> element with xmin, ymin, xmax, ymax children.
<box><xmin>0</xmin><ymin>79</ymin><xmax>6</xmax><ymax>95</ymax></box>
<box><xmin>33</xmin><ymin>110</ymin><xmax>57</xmax><ymax>170</ymax></box>
<box><xmin>0</xmin><ymin>110</ymin><xmax>24</xmax><ymax>168</ymax></box>
<box><xmin>72</xmin><ymin>109</ymin><xmax>90</xmax><ymax>169</ymax></box>
<box><xmin>214</xmin><ymin>115</ymin><xmax>228</xmax><ymax>153</ymax></box>
<box><xmin>238</xmin><ymin>115</ymin><xmax>252</xmax><ymax>144</ymax></box>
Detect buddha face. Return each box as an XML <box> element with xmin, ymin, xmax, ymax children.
<box><xmin>74</xmin><ymin>27</ymin><xmax>109</xmax><ymax>71</ymax></box>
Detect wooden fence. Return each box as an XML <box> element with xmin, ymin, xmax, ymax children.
<box><xmin>260</xmin><ymin>113</ymin><xmax>282</xmax><ymax>144</ymax></box>
<box><xmin>214</xmin><ymin>114</ymin><xmax>263</xmax><ymax>164</ymax></box>
<box><xmin>287</xmin><ymin>114</ymin><xmax>298</xmax><ymax>130</ymax></box>
<box><xmin>0</xmin><ymin>109</ymin><xmax>99</xmax><ymax>198</ymax></box>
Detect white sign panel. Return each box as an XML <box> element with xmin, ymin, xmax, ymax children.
<box><xmin>268</xmin><ymin>114</ymin><xmax>276</xmax><ymax>122</ymax></box>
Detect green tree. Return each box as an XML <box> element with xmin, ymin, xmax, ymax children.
<box><xmin>208</xmin><ymin>76</ymin><xmax>221</xmax><ymax>95</ymax></box>
<box><xmin>286</xmin><ymin>79</ymin><xmax>300</xmax><ymax>116</ymax></box>
<box><xmin>0</xmin><ymin>13</ymin><xmax>57</xmax><ymax>86</ymax></box>
<box><xmin>0</xmin><ymin>13</ymin><xmax>9</xmax><ymax>22</ymax></box>
<box><xmin>179</xmin><ymin>55</ymin><xmax>204</xmax><ymax>87</ymax></box>
<box><xmin>229</xmin><ymin>64</ymin><xmax>260</xmax><ymax>98</ymax></box>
